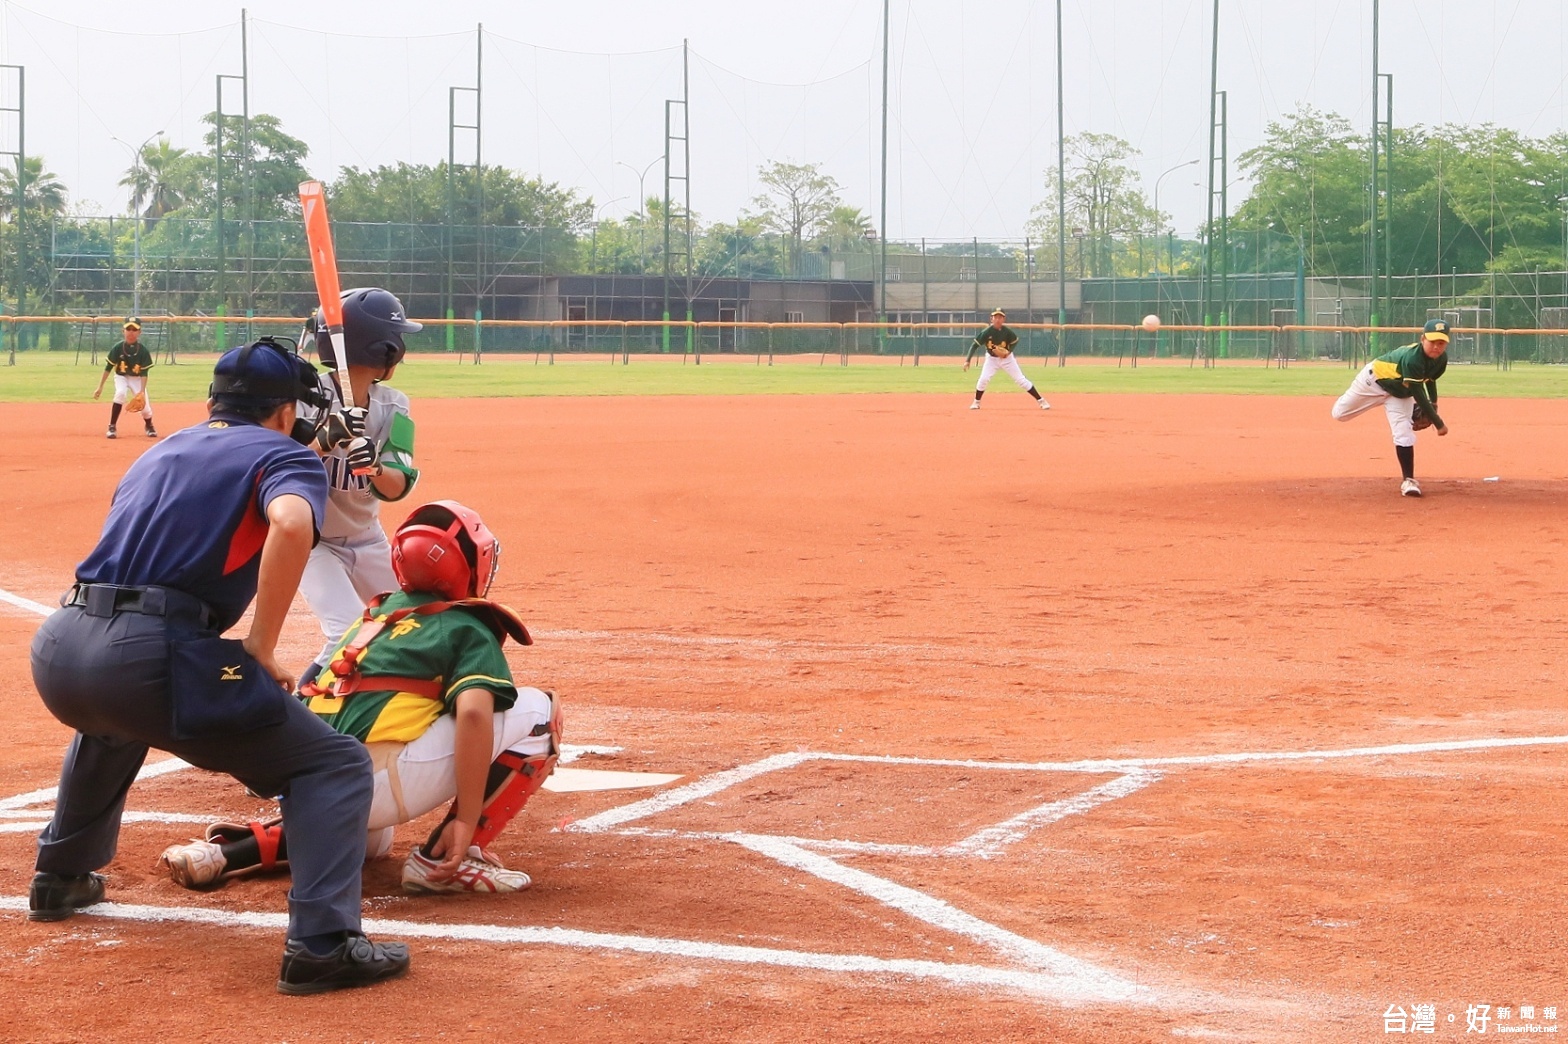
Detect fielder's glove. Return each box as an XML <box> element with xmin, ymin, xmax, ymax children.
<box><xmin>345</xmin><ymin>436</ymin><xmax>381</xmax><ymax>476</ymax></box>
<box><xmin>1410</xmin><ymin>401</ymin><xmax>1434</xmax><ymax>431</ymax></box>
<box><xmin>987</xmin><ymin>345</ymin><xmax>1012</xmax><ymax>358</ymax></box>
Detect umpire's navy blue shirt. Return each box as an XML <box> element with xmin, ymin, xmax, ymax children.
<box><xmin>76</xmin><ymin>413</ymin><xmax>328</xmax><ymax>632</ymax></box>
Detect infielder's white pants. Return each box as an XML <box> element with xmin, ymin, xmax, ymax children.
<box><xmin>299</xmin><ymin>529</ymin><xmax>398</xmax><ymax>670</ymax></box>
<box><xmin>362</xmin><ymin>688</ymin><xmax>556</xmax><ymax>859</ymax></box>
<box><xmin>1332</xmin><ymin>364</ymin><xmax>1416</xmax><ymax>447</ymax></box>
<box><xmin>975</xmin><ymin>353</ymin><xmax>1034</xmax><ymax>392</ymax></box>
<box><xmin>111</xmin><ymin>375</ymin><xmax>153</xmax><ymax>419</ymax></box>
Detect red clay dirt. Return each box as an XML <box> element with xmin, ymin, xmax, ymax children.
<box><xmin>2</xmin><ymin>388</ymin><xmax>1567</xmax><ymax>1042</ymax></box>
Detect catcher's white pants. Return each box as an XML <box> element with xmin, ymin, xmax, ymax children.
<box><xmin>299</xmin><ymin>528</ymin><xmax>398</xmax><ymax>672</ymax></box>
<box><xmin>111</xmin><ymin>375</ymin><xmax>153</xmax><ymax>419</ymax></box>
<box><xmin>362</xmin><ymin>688</ymin><xmax>556</xmax><ymax>859</ymax></box>
<box><xmin>975</xmin><ymin>353</ymin><xmax>1034</xmax><ymax>392</ymax></box>
<box><xmin>1332</xmin><ymin>364</ymin><xmax>1417</xmax><ymax>447</ymax></box>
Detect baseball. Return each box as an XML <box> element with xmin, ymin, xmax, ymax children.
<box><xmin>1141</xmin><ymin>314</ymin><xmax>1161</xmax><ymax>332</ymax></box>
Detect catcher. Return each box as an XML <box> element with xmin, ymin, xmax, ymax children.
<box><xmin>91</xmin><ymin>318</ymin><xmax>157</xmax><ymax>438</ymax></box>
<box><xmin>159</xmin><ymin>500</ymin><xmax>562</xmax><ymax>895</ymax></box>
<box><xmin>963</xmin><ymin>308</ymin><xmax>1049</xmax><ymax>410</ymax></box>
<box><xmin>1331</xmin><ymin>317</ymin><xmax>1451</xmax><ymax>497</ymax></box>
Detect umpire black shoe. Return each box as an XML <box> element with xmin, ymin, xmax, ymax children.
<box><xmin>277</xmin><ymin>933</ymin><xmax>410</xmax><ymax>995</ymax></box>
<box><xmin>28</xmin><ymin>871</ymin><xmax>106</xmax><ymax>922</ymax></box>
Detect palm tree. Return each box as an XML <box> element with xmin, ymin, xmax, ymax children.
<box><xmin>119</xmin><ymin>137</ymin><xmax>187</xmax><ymax>225</ymax></box>
<box><xmin>0</xmin><ymin>155</ymin><xmax>67</xmax><ymax>220</ymax></box>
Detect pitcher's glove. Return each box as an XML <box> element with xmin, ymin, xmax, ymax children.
<box><xmin>1410</xmin><ymin>401</ymin><xmax>1434</xmax><ymax>431</ymax></box>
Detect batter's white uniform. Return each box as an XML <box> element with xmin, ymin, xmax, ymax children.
<box><xmin>361</xmin><ymin>689</ymin><xmax>555</xmax><ymax>859</ymax></box>
<box><xmin>1332</xmin><ymin>363</ymin><xmax>1418</xmax><ymax>447</ymax></box>
<box><xmin>974</xmin><ymin>352</ymin><xmax>1034</xmax><ymax>392</ymax></box>
<box><xmin>297</xmin><ymin>376</ymin><xmax>417</xmax><ymax>672</ymax></box>
<box><xmin>111</xmin><ymin>374</ymin><xmax>154</xmax><ymax>419</ymax></box>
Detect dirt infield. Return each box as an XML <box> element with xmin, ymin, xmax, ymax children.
<box><xmin>2</xmin><ymin>390</ymin><xmax>1567</xmax><ymax>1042</ymax></box>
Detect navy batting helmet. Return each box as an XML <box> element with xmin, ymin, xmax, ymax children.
<box><xmin>315</xmin><ymin>287</ymin><xmax>422</xmax><ymax>371</ymax></box>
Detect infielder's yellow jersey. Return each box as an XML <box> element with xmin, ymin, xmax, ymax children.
<box><xmin>306</xmin><ymin>591</ymin><xmax>518</xmax><ymax>744</ymax></box>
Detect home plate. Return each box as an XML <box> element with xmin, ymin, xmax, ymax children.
<box><xmin>542</xmin><ymin>767</ymin><xmax>684</xmax><ymax>793</ymax></box>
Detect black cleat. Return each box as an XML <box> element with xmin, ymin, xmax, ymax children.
<box><xmin>144</xmin><ymin>425</ymin><xmax>158</xmax><ymax>438</ymax></box>
<box><xmin>277</xmin><ymin>933</ymin><xmax>410</xmax><ymax>995</ymax></box>
<box><xmin>106</xmin><ymin>426</ymin><xmax>117</xmax><ymax>439</ymax></box>
<box><xmin>28</xmin><ymin>871</ymin><xmax>106</xmax><ymax>922</ymax></box>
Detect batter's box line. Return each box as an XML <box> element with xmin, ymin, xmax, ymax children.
<box><xmin>0</xmin><ymin>897</ymin><xmax>1144</xmax><ymax>1003</ymax></box>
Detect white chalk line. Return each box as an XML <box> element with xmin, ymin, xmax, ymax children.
<box><xmin>569</xmin><ymin>751</ymin><xmax>809</xmax><ymax>834</ymax></box>
<box><xmin>727</xmin><ymin>833</ymin><xmax>1146</xmax><ymax>1001</ymax></box>
<box><xmin>0</xmin><ymin>586</ymin><xmax>55</xmax><ymax>618</ymax></box>
<box><xmin>0</xmin><ymin>897</ymin><xmax>1132</xmax><ymax>1002</ymax></box>
<box><xmin>949</xmin><ymin>770</ymin><xmax>1162</xmax><ymax>859</ymax></box>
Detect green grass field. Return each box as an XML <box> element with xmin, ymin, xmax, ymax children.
<box><xmin>5</xmin><ymin>349</ymin><xmax>1568</xmax><ymax>403</ymax></box>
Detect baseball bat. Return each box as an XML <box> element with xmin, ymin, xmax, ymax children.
<box><xmin>299</xmin><ymin>180</ymin><xmax>372</xmax><ymax>473</ymax></box>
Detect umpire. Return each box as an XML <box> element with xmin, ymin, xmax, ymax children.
<box><xmin>28</xmin><ymin>338</ymin><xmax>410</xmax><ymax>995</ymax></box>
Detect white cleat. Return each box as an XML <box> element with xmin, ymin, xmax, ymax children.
<box><xmin>969</xmin><ymin>401</ymin><xmax>980</xmax><ymax>410</ymax></box>
<box><xmin>1038</xmin><ymin>399</ymin><xmax>1051</xmax><ymax>410</ymax></box>
<box><xmin>401</xmin><ymin>848</ymin><xmax>532</xmax><ymax>895</ymax></box>
<box><xmin>158</xmin><ymin>839</ymin><xmax>228</xmax><ymax>889</ymax></box>
<box><xmin>1400</xmin><ymin>477</ymin><xmax>1422</xmax><ymax>498</ymax></box>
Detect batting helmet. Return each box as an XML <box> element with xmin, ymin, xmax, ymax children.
<box><xmin>315</xmin><ymin>288</ymin><xmax>423</xmax><ymax>371</ymax></box>
<box><xmin>391</xmin><ymin>501</ymin><xmax>500</xmax><ymax>601</ymax></box>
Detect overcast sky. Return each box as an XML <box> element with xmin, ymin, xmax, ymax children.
<box><xmin>6</xmin><ymin>1</ymin><xmax>1566</xmax><ymax>240</ymax></box>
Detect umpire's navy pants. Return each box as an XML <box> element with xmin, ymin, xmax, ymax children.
<box><xmin>31</xmin><ymin>603</ymin><xmax>373</xmax><ymax>942</ymax></box>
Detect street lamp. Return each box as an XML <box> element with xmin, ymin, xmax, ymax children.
<box><xmin>111</xmin><ymin>130</ymin><xmax>164</xmax><ymax>317</ymax></box>
<box><xmin>1152</xmin><ymin>158</ymin><xmax>1198</xmax><ymax>276</ymax></box>
<box><xmin>616</xmin><ymin>158</ymin><xmax>661</xmax><ymax>277</ymax></box>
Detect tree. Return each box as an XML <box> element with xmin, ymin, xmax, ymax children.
<box><xmin>746</xmin><ymin>162</ymin><xmax>844</xmax><ymax>276</ymax></box>
<box><xmin>815</xmin><ymin>205</ymin><xmax>875</xmax><ymax>252</ymax></box>
<box><xmin>1028</xmin><ymin>133</ymin><xmax>1159</xmax><ymax>277</ymax></box>
<box><xmin>0</xmin><ymin>155</ymin><xmax>69</xmax><ymax>318</ymax></box>
<box><xmin>118</xmin><ymin>138</ymin><xmax>189</xmax><ymax>227</ymax></box>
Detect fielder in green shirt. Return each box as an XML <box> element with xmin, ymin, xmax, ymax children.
<box><xmin>1332</xmin><ymin>318</ymin><xmax>1451</xmax><ymax>497</ymax></box>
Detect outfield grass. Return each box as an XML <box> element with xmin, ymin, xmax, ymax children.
<box><xmin>5</xmin><ymin>349</ymin><xmax>1568</xmax><ymax>403</ymax></box>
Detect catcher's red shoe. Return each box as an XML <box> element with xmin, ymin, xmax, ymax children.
<box><xmin>400</xmin><ymin>848</ymin><xmax>531</xmax><ymax>894</ymax></box>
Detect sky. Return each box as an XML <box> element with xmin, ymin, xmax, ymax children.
<box><xmin>5</xmin><ymin>0</ymin><xmax>1566</xmax><ymax>241</ymax></box>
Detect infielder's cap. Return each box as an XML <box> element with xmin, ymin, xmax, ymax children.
<box><xmin>990</xmin><ymin>308</ymin><xmax>1006</xmax><ymax>317</ymax></box>
<box><xmin>123</xmin><ymin>318</ymin><xmax>141</xmax><ymax>331</ymax></box>
<box><xmin>1422</xmin><ymin>318</ymin><xmax>1451</xmax><ymax>343</ymax></box>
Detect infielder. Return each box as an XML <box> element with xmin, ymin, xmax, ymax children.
<box><xmin>296</xmin><ymin>288</ymin><xmax>422</xmax><ymax>690</ymax></box>
<box><xmin>1331</xmin><ymin>317</ymin><xmax>1451</xmax><ymax>497</ymax></box>
<box><xmin>31</xmin><ymin>339</ymin><xmax>409</xmax><ymax>994</ymax></box>
<box><xmin>159</xmin><ymin>500</ymin><xmax>561</xmax><ymax>896</ymax></box>
<box><xmin>964</xmin><ymin>308</ymin><xmax>1049</xmax><ymax>410</ymax></box>
<box><xmin>91</xmin><ymin>318</ymin><xmax>156</xmax><ymax>438</ymax></box>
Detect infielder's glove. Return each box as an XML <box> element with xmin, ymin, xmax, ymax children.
<box><xmin>1410</xmin><ymin>401</ymin><xmax>1434</xmax><ymax>431</ymax></box>
<box><xmin>986</xmin><ymin>344</ymin><xmax>1012</xmax><ymax>358</ymax></box>
<box><xmin>125</xmin><ymin>391</ymin><xmax>146</xmax><ymax>413</ymax></box>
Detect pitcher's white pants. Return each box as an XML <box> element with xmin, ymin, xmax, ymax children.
<box><xmin>1332</xmin><ymin>363</ymin><xmax>1416</xmax><ymax>447</ymax></box>
<box><xmin>361</xmin><ymin>688</ymin><xmax>556</xmax><ymax>860</ymax></box>
<box><xmin>976</xmin><ymin>353</ymin><xmax>1034</xmax><ymax>392</ymax></box>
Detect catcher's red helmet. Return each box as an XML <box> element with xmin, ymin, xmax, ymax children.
<box><xmin>391</xmin><ymin>501</ymin><xmax>500</xmax><ymax>600</ymax></box>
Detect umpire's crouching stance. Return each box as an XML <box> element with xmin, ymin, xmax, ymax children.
<box><xmin>28</xmin><ymin>338</ymin><xmax>410</xmax><ymax>995</ymax></box>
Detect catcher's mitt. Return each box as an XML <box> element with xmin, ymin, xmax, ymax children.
<box><xmin>1409</xmin><ymin>400</ymin><xmax>1433</xmax><ymax>430</ymax></box>
<box><xmin>125</xmin><ymin>391</ymin><xmax>146</xmax><ymax>413</ymax></box>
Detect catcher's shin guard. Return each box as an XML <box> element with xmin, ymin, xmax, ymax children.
<box><xmin>425</xmin><ymin>693</ymin><xmax>562</xmax><ymax>851</ymax></box>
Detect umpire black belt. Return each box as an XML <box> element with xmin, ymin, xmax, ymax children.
<box><xmin>63</xmin><ymin>583</ymin><xmax>217</xmax><ymax>630</ymax></box>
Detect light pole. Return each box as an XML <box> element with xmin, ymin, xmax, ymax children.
<box><xmin>111</xmin><ymin>130</ymin><xmax>163</xmax><ymax>317</ymax></box>
<box><xmin>616</xmin><ymin>158</ymin><xmax>660</xmax><ymax>275</ymax></box>
<box><xmin>1152</xmin><ymin>158</ymin><xmax>1198</xmax><ymax>275</ymax></box>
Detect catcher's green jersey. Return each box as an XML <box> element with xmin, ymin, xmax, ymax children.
<box><xmin>105</xmin><ymin>341</ymin><xmax>154</xmax><ymax>376</ymax></box>
<box><xmin>306</xmin><ymin>591</ymin><xmax>518</xmax><ymax>744</ymax></box>
<box><xmin>974</xmin><ymin>324</ymin><xmax>1019</xmax><ymax>353</ymax></box>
